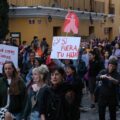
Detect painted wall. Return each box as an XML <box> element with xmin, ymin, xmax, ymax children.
<box><xmin>8</xmin><ymin>0</ymin><xmax>120</xmax><ymax>44</ymax></box>
<box><xmin>9</xmin><ymin>17</ymin><xmax>62</xmax><ymax>45</ymax></box>
<box><xmin>9</xmin><ymin>16</ymin><xmax>107</xmax><ymax>45</ymax></box>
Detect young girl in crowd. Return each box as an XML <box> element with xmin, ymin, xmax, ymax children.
<box><xmin>0</xmin><ymin>61</ymin><xmax>26</xmax><ymax>120</ymax></box>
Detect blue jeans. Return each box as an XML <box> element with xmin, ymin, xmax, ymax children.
<box><xmin>12</xmin><ymin>113</ymin><xmax>21</xmax><ymax>120</ymax></box>
<box><xmin>29</xmin><ymin>111</ymin><xmax>40</xmax><ymax>120</ymax></box>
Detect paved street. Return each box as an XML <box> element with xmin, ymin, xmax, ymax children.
<box><xmin>80</xmin><ymin>92</ymin><xmax>120</xmax><ymax>120</ymax></box>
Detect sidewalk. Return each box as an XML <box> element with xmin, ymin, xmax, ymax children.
<box><xmin>80</xmin><ymin>92</ymin><xmax>120</xmax><ymax>120</ymax></box>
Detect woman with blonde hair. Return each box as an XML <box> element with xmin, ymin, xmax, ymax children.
<box><xmin>22</xmin><ymin>65</ymin><xmax>49</xmax><ymax>120</ymax></box>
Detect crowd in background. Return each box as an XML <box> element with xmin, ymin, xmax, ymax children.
<box><xmin>0</xmin><ymin>35</ymin><xmax>120</xmax><ymax>120</ymax></box>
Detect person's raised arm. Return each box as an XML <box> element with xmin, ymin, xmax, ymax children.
<box><xmin>53</xmin><ymin>59</ymin><xmax>65</xmax><ymax>69</ymax></box>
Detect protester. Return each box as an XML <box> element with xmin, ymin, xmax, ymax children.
<box><xmin>97</xmin><ymin>58</ymin><xmax>120</xmax><ymax>120</ymax></box>
<box><xmin>104</xmin><ymin>51</ymin><xmax>110</xmax><ymax>69</ymax></box>
<box><xmin>65</xmin><ymin>65</ymin><xmax>83</xmax><ymax>120</ymax></box>
<box><xmin>22</xmin><ymin>51</ymin><xmax>36</xmax><ymax>75</ymax></box>
<box><xmin>40</xmin><ymin>67</ymin><xmax>67</xmax><ymax>120</ymax></box>
<box><xmin>40</xmin><ymin>37</ymin><xmax>49</xmax><ymax>53</ymax></box>
<box><xmin>114</xmin><ymin>43</ymin><xmax>120</xmax><ymax>73</ymax></box>
<box><xmin>26</xmin><ymin>57</ymin><xmax>43</xmax><ymax>86</ymax></box>
<box><xmin>22</xmin><ymin>65</ymin><xmax>49</xmax><ymax>120</ymax></box>
<box><xmin>31</xmin><ymin>36</ymin><xmax>39</xmax><ymax>48</ymax></box>
<box><xmin>88</xmin><ymin>50</ymin><xmax>104</xmax><ymax>108</ymax></box>
<box><xmin>1</xmin><ymin>35</ymin><xmax>120</xmax><ymax>120</ymax></box>
<box><xmin>0</xmin><ymin>61</ymin><xmax>26</xmax><ymax>120</ymax></box>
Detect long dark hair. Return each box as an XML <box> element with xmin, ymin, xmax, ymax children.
<box><xmin>2</xmin><ymin>61</ymin><xmax>18</xmax><ymax>79</ymax></box>
<box><xmin>2</xmin><ymin>61</ymin><xmax>21</xmax><ymax>95</ymax></box>
<box><xmin>89</xmin><ymin>49</ymin><xmax>101</xmax><ymax>62</ymax></box>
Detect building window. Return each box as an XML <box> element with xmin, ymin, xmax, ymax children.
<box><xmin>29</xmin><ymin>19</ymin><xmax>35</xmax><ymax>24</ymax></box>
<box><xmin>38</xmin><ymin>19</ymin><xmax>42</xmax><ymax>24</ymax></box>
<box><xmin>104</xmin><ymin>27</ymin><xmax>109</xmax><ymax>35</ymax></box>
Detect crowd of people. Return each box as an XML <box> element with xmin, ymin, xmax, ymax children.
<box><xmin>0</xmin><ymin>35</ymin><xmax>120</xmax><ymax>120</ymax></box>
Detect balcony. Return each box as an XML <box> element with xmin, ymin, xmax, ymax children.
<box><xmin>8</xmin><ymin>0</ymin><xmax>105</xmax><ymax>13</ymax></box>
<box><xmin>8</xmin><ymin>0</ymin><xmax>111</xmax><ymax>21</ymax></box>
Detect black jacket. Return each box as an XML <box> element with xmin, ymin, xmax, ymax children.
<box><xmin>96</xmin><ymin>69</ymin><xmax>120</xmax><ymax>103</ymax></box>
<box><xmin>0</xmin><ymin>77</ymin><xmax>26</xmax><ymax>114</ymax></box>
<box><xmin>22</xmin><ymin>85</ymin><xmax>49</xmax><ymax>119</ymax></box>
<box><xmin>40</xmin><ymin>84</ymin><xmax>68</xmax><ymax>120</ymax></box>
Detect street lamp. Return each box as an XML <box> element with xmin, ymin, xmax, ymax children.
<box><xmin>48</xmin><ymin>15</ymin><xmax>52</xmax><ymax>22</ymax></box>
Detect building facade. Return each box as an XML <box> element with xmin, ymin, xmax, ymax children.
<box><xmin>7</xmin><ymin>0</ymin><xmax>120</xmax><ymax>45</ymax></box>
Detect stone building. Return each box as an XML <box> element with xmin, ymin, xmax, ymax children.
<box><xmin>7</xmin><ymin>0</ymin><xmax>120</xmax><ymax>45</ymax></box>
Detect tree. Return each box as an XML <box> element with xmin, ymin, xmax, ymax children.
<box><xmin>0</xmin><ymin>0</ymin><xmax>9</xmax><ymax>40</ymax></box>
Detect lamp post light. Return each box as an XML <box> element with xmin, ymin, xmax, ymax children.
<box><xmin>48</xmin><ymin>15</ymin><xmax>52</xmax><ymax>22</ymax></box>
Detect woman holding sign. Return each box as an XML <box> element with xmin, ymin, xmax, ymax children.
<box><xmin>0</xmin><ymin>61</ymin><xmax>26</xmax><ymax>120</ymax></box>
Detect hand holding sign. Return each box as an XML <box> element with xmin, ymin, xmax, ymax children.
<box><xmin>53</xmin><ymin>38</ymin><xmax>60</xmax><ymax>46</ymax></box>
<box><xmin>0</xmin><ymin>44</ymin><xmax>18</xmax><ymax>73</ymax></box>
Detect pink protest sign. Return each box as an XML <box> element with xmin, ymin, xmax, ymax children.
<box><xmin>63</xmin><ymin>11</ymin><xmax>79</xmax><ymax>34</ymax></box>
